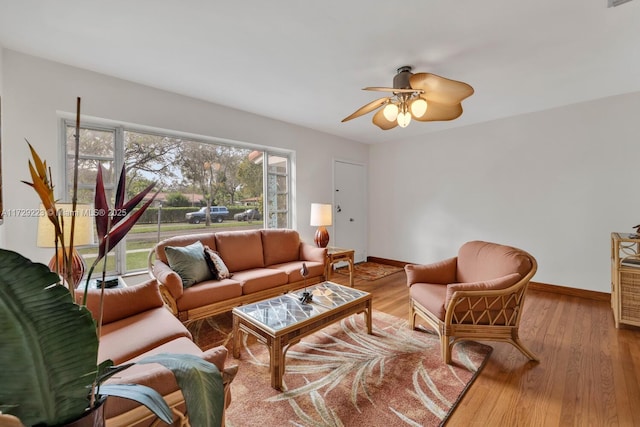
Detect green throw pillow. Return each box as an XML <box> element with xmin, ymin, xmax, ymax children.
<box><xmin>164</xmin><ymin>241</ymin><xmax>212</xmax><ymax>287</ymax></box>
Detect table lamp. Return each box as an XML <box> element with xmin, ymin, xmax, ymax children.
<box><xmin>310</xmin><ymin>203</ymin><xmax>332</xmax><ymax>248</ymax></box>
<box><xmin>37</xmin><ymin>203</ymin><xmax>94</xmax><ymax>287</ymax></box>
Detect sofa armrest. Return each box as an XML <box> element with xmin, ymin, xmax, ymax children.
<box><xmin>300</xmin><ymin>243</ymin><xmax>327</xmax><ymax>263</ymax></box>
<box><xmin>152</xmin><ymin>260</ymin><xmax>184</xmax><ymax>300</ymax></box>
<box><xmin>405</xmin><ymin>256</ymin><xmax>458</xmax><ymax>287</ymax></box>
<box><xmin>201</xmin><ymin>345</ymin><xmax>238</xmax><ymax>407</ymax></box>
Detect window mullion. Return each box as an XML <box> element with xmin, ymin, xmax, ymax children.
<box><xmin>114</xmin><ymin>126</ymin><xmax>126</xmax><ymax>275</ymax></box>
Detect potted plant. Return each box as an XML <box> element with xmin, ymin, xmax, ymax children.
<box><xmin>0</xmin><ymin>100</ymin><xmax>225</xmax><ymax>426</ymax></box>
<box><xmin>0</xmin><ymin>247</ymin><xmax>224</xmax><ymax>427</ymax></box>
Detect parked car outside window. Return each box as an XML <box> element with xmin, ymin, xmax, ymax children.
<box><xmin>234</xmin><ymin>208</ymin><xmax>261</xmax><ymax>221</ymax></box>
<box><xmin>185</xmin><ymin>206</ymin><xmax>229</xmax><ymax>224</ymax></box>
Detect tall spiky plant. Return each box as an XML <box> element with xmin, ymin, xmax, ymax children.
<box><xmin>23</xmin><ymin>141</ymin><xmax>75</xmax><ymax>290</ymax></box>
<box><xmin>83</xmin><ymin>164</ymin><xmax>158</xmax><ymax>337</ymax></box>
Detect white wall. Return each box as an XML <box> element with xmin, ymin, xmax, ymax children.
<box><xmin>4</xmin><ymin>48</ymin><xmax>638</xmax><ymax>292</ymax></box>
<box><xmin>1</xmin><ymin>49</ymin><xmax>368</xmax><ymax>264</ymax></box>
<box><xmin>369</xmin><ymin>92</ymin><xmax>640</xmax><ymax>292</ymax></box>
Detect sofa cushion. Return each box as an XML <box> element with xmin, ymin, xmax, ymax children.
<box><xmin>261</xmin><ymin>229</ymin><xmax>300</xmax><ymax>266</ymax></box>
<box><xmin>104</xmin><ymin>337</ymin><xmax>228</xmax><ymax>419</ymax></box>
<box><xmin>214</xmin><ymin>230</ymin><xmax>265</xmax><ymax>272</ymax></box>
<box><xmin>155</xmin><ymin>233</ymin><xmax>217</xmax><ymax>264</ymax></box>
<box><xmin>98</xmin><ymin>307</ymin><xmax>192</xmax><ymax>365</ymax></box>
<box><xmin>76</xmin><ymin>280</ymin><xmax>164</xmax><ymax>325</ymax></box>
<box><xmin>269</xmin><ymin>260</ymin><xmax>325</xmax><ymax>282</ymax></box>
<box><xmin>299</xmin><ymin>243</ymin><xmax>327</xmax><ymax>263</ymax></box>
<box><xmin>177</xmin><ymin>279</ymin><xmax>243</xmax><ymax>311</ymax></box>
<box><xmin>409</xmin><ymin>282</ymin><xmax>448</xmax><ymax>321</ymax></box>
<box><xmin>231</xmin><ymin>268</ymin><xmax>289</xmax><ymax>294</ymax></box>
<box><xmin>445</xmin><ymin>272</ymin><xmax>522</xmax><ymax>309</ymax></box>
<box><xmin>165</xmin><ymin>241</ymin><xmax>213</xmax><ymax>287</ymax></box>
<box><xmin>456</xmin><ymin>240</ymin><xmax>532</xmax><ymax>283</ymax></box>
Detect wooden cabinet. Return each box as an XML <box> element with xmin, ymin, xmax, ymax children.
<box><xmin>611</xmin><ymin>232</ymin><xmax>640</xmax><ymax>328</ymax></box>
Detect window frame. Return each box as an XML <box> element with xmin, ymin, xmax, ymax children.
<box><xmin>61</xmin><ymin>117</ymin><xmax>293</xmax><ymax>276</ymax></box>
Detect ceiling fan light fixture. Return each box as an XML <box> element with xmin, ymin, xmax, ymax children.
<box><xmin>397</xmin><ymin>111</ymin><xmax>411</xmax><ymax>128</ymax></box>
<box><xmin>342</xmin><ymin>65</ymin><xmax>473</xmax><ymax>130</ymax></box>
<box><xmin>383</xmin><ymin>103</ymin><xmax>399</xmax><ymax>121</ymax></box>
<box><xmin>410</xmin><ymin>98</ymin><xmax>428</xmax><ymax>118</ymax></box>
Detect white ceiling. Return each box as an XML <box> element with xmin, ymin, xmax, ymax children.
<box><xmin>0</xmin><ymin>0</ymin><xmax>639</xmax><ymax>144</ymax></box>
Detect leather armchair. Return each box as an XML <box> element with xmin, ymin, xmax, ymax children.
<box><xmin>406</xmin><ymin>240</ymin><xmax>539</xmax><ymax>364</ymax></box>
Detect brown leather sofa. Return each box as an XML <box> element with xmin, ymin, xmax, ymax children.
<box><xmin>77</xmin><ymin>281</ymin><xmax>236</xmax><ymax>426</ymax></box>
<box><xmin>148</xmin><ymin>229</ymin><xmax>327</xmax><ymax>323</ymax></box>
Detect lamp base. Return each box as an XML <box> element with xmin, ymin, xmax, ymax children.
<box><xmin>48</xmin><ymin>248</ymin><xmax>86</xmax><ymax>288</ymax></box>
<box><xmin>314</xmin><ymin>226</ymin><xmax>330</xmax><ymax>248</ymax></box>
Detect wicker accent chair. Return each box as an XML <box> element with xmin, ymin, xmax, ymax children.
<box><xmin>405</xmin><ymin>240</ymin><xmax>538</xmax><ymax>364</ymax></box>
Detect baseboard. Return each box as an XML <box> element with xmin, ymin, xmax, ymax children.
<box><xmin>366</xmin><ymin>256</ymin><xmax>409</xmax><ymax>268</ymax></box>
<box><xmin>528</xmin><ymin>282</ymin><xmax>610</xmax><ymax>302</ymax></box>
<box><xmin>368</xmin><ymin>257</ymin><xmax>611</xmax><ymax>302</ymax></box>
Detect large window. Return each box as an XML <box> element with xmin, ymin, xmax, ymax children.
<box><xmin>63</xmin><ymin>120</ymin><xmax>291</xmax><ymax>275</ymax></box>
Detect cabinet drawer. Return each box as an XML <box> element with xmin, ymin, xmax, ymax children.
<box><xmin>619</xmin><ymin>270</ymin><xmax>640</xmax><ymax>321</ymax></box>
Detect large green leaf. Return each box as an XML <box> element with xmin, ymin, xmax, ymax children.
<box><xmin>0</xmin><ymin>249</ymin><xmax>224</xmax><ymax>426</ymax></box>
<box><xmin>0</xmin><ymin>249</ymin><xmax>99</xmax><ymax>426</ymax></box>
<box><xmin>136</xmin><ymin>353</ymin><xmax>224</xmax><ymax>427</ymax></box>
<box><xmin>98</xmin><ymin>384</ymin><xmax>172</xmax><ymax>424</ymax></box>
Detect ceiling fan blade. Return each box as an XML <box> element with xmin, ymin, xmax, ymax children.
<box><xmin>372</xmin><ymin>108</ymin><xmax>398</xmax><ymax>130</ymax></box>
<box><xmin>341</xmin><ymin>97</ymin><xmax>389</xmax><ymax>122</ymax></box>
<box><xmin>363</xmin><ymin>87</ymin><xmax>418</xmax><ymax>93</ymax></box>
<box><xmin>413</xmin><ymin>100</ymin><xmax>464</xmax><ymax>122</ymax></box>
<box><xmin>409</xmin><ymin>73</ymin><xmax>474</xmax><ymax>106</ymax></box>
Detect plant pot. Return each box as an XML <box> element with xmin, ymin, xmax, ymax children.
<box><xmin>63</xmin><ymin>398</ymin><xmax>106</xmax><ymax>427</ymax></box>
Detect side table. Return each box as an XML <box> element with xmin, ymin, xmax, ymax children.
<box><xmin>326</xmin><ymin>247</ymin><xmax>355</xmax><ymax>287</ymax></box>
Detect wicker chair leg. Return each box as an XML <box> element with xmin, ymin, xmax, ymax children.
<box><xmin>510</xmin><ymin>332</ymin><xmax>539</xmax><ymax>362</ymax></box>
<box><xmin>409</xmin><ymin>301</ymin><xmax>416</xmax><ymax>329</ymax></box>
<box><xmin>442</xmin><ymin>335</ymin><xmax>452</xmax><ymax>364</ymax></box>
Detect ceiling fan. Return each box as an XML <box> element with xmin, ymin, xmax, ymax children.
<box><xmin>341</xmin><ymin>66</ymin><xmax>474</xmax><ymax>130</ymax></box>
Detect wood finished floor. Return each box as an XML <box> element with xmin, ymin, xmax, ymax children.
<box><xmin>327</xmin><ymin>269</ymin><xmax>640</xmax><ymax>426</ymax></box>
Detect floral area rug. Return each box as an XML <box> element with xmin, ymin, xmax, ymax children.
<box><xmin>191</xmin><ymin>311</ymin><xmax>492</xmax><ymax>426</ymax></box>
<box><xmin>334</xmin><ymin>261</ymin><xmax>404</xmax><ymax>281</ymax></box>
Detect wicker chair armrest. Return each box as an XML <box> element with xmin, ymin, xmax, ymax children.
<box><xmin>148</xmin><ymin>251</ymin><xmax>183</xmax><ymax>315</ymax></box>
<box><xmin>444</xmin><ymin>275</ymin><xmax>531</xmax><ymax>326</ymax></box>
<box><xmin>147</xmin><ymin>248</ymin><xmax>157</xmax><ymax>279</ymax></box>
<box><xmin>158</xmin><ymin>283</ymin><xmax>179</xmax><ymax>315</ymax></box>
<box><xmin>444</xmin><ymin>273</ymin><xmax>521</xmax><ymax>306</ymax></box>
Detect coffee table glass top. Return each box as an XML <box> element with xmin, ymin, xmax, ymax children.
<box><xmin>233</xmin><ymin>281</ymin><xmax>369</xmax><ymax>331</ymax></box>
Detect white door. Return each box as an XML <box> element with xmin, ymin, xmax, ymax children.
<box><xmin>333</xmin><ymin>160</ymin><xmax>367</xmax><ymax>263</ymax></box>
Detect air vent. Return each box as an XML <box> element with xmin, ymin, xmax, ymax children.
<box><xmin>608</xmin><ymin>0</ymin><xmax>633</xmax><ymax>7</ymax></box>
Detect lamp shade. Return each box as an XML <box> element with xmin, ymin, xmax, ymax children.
<box><xmin>383</xmin><ymin>103</ymin><xmax>399</xmax><ymax>122</ymax></box>
<box><xmin>397</xmin><ymin>111</ymin><xmax>412</xmax><ymax>128</ymax></box>
<box><xmin>37</xmin><ymin>204</ymin><xmax>95</xmax><ymax>248</ymax></box>
<box><xmin>310</xmin><ymin>203</ymin><xmax>332</xmax><ymax>226</ymax></box>
<box><xmin>410</xmin><ymin>97</ymin><xmax>428</xmax><ymax>118</ymax></box>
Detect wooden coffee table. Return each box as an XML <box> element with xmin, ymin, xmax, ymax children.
<box><xmin>232</xmin><ymin>281</ymin><xmax>372</xmax><ymax>390</ymax></box>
